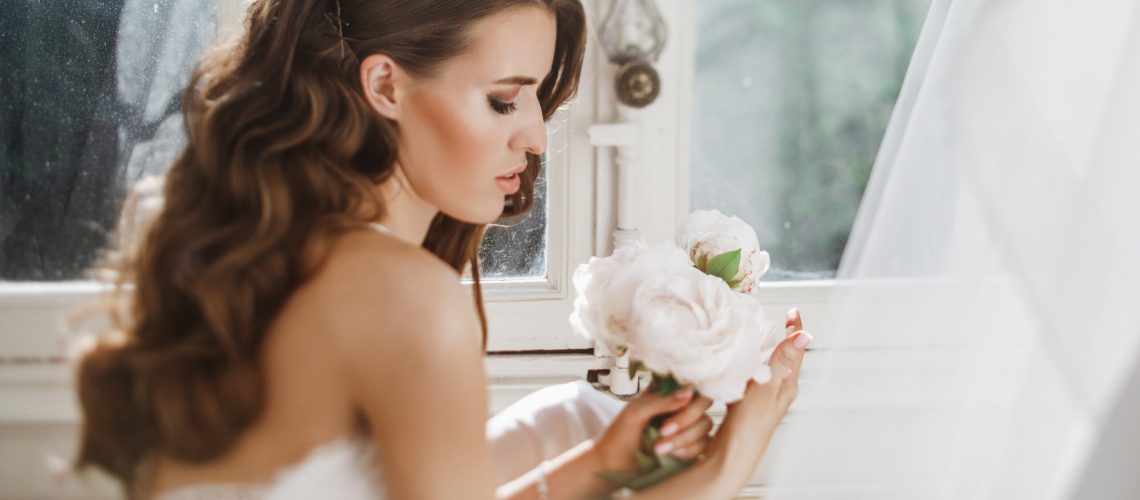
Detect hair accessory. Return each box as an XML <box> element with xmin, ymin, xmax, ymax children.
<box><xmin>326</xmin><ymin>0</ymin><xmax>347</xmax><ymax>59</ymax></box>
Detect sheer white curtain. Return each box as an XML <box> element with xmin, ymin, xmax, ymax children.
<box><xmin>766</xmin><ymin>0</ymin><xmax>1140</xmax><ymax>498</ymax></box>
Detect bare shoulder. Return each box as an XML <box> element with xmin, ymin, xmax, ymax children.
<box><xmin>309</xmin><ymin>227</ymin><xmax>465</xmax><ymax>306</ymax></box>
<box><xmin>291</xmin><ymin>227</ymin><xmax>483</xmax><ymax>383</ymax></box>
<box><xmin>304</xmin><ymin>230</ymin><xmax>496</xmax><ymax>498</ymax></box>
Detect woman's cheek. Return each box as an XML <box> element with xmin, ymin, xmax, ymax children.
<box><xmin>439</xmin><ymin>99</ymin><xmax>498</xmax><ymax>177</ymax></box>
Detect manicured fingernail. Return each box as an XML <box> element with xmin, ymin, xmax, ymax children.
<box><xmin>794</xmin><ymin>332</ymin><xmax>813</xmax><ymax>349</ymax></box>
<box><xmin>673</xmin><ymin>387</ymin><xmax>693</xmax><ymax>399</ymax></box>
<box><xmin>655</xmin><ymin>441</ymin><xmax>674</xmax><ymax>455</ymax></box>
<box><xmin>661</xmin><ymin>422</ymin><xmax>679</xmax><ymax>436</ymax></box>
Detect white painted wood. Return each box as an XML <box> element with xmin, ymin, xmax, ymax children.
<box><xmin>0</xmin><ymin>279</ymin><xmax>839</xmax><ymax>359</ymax></box>
<box><xmin>0</xmin><ymin>348</ymin><xmax>957</xmax><ymax>422</ymax></box>
<box><xmin>0</xmin><ymin>348</ymin><xmax>958</xmax><ymax>498</ymax></box>
<box><xmin>590</xmin><ymin>0</ymin><xmax>692</xmax><ymax>252</ymax></box>
<box><xmin>587</xmin><ymin>123</ymin><xmax>637</xmax><ymax>147</ymax></box>
<box><xmin>629</xmin><ymin>0</ymin><xmax>691</xmax><ymax>246</ymax></box>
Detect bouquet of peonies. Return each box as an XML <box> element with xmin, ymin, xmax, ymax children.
<box><xmin>570</xmin><ymin>210</ymin><xmax>781</xmax><ymax>490</ymax></box>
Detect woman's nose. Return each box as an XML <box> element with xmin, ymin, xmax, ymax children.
<box><xmin>509</xmin><ymin>98</ymin><xmax>547</xmax><ymax>156</ymax></box>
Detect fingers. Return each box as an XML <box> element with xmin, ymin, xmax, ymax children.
<box><xmin>668</xmin><ymin>435</ymin><xmax>711</xmax><ymax>460</ymax></box>
<box><xmin>766</xmin><ymin>330</ymin><xmax>812</xmax><ymax>410</ymax></box>
<box><xmin>654</xmin><ymin>414</ymin><xmax>713</xmax><ymax>457</ymax></box>
<box><xmin>624</xmin><ymin>385</ymin><xmax>695</xmax><ymax>425</ymax></box>
<box><xmin>658</xmin><ymin>394</ymin><xmax>713</xmax><ymax>438</ymax></box>
<box><xmin>785</xmin><ymin>307</ymin><xmax>803</xmax><ymax>337</ymax></box>
<box><xmin>768</xmin><ymin>330</ymin><xmax>812</xmax><ymax>384</ymax></box>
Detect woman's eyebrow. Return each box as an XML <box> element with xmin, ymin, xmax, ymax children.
<box><xmin>492</xmin><ymin>75</ymin><xmax>539</xmax><ymax>85</ymax></box>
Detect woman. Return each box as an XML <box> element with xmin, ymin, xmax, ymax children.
<box><xmin>73</xmin><ymin>0</ymin><xmax>811</xmax><ymax>498</ymax></box>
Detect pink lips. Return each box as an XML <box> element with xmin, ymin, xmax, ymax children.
<box><xmin>496</xmin><ymin>162</ymin><xmax>527</xmax><ymax>195</ymax></box>
<box><xmin>496</xmin><ymin>175</ymin><xmax>521</xmax><ymax>194</ymax></box>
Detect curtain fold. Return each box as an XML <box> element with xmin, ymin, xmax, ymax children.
<box><xmin>767</xmin><ymin>0</ymin><xmax>1140</xmax><ymax>498</ymax></box>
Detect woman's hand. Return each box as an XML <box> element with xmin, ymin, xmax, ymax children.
<box><xmin>707</xmin><ymin>308</ymin><xmax>812</xmax><ymax>482</ymax></box>
<box><xmin>593</xmin><ymin>383</ymin><xmax>715</xmax><ymax>472</ymax></box>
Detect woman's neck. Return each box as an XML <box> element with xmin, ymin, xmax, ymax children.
<box><xmin>377</xmin><ymin>164</ymin><xmax>438</xmax><ymax>246</ymax></box>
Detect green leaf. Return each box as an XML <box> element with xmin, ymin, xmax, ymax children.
<box><xmin>642</xmin><ymin>422</ymin><xmax>665</xmax><ymax>453</ymax></box>
<box><xmin>625</xmin><ymin>459</ymin><xmax>692</xmax><ymax>490</ymax></box>
<box><xmin>657</xmin><ymin>454</ymin><xmax>691</xmax><ymax>470</ymax></box>
<box><xmin>633</xmin><ymin>449</ymin><xmax>657</xmax><ymax>470</ymax></box>
<box><xmin>641</xmin><ymin>425</ymin><xmax>661</xmax><ymax>452</ymax></box>
<box><xmin>598</xmin><ymin>470</ymin><xmax>640</xmax><ymax>487</ymax></box>
<box><xmin>597</xmin><ymin>451</ymin><xmax>696</xmax><ymax>493</ymax></box>
<box><xmin>628</xmin><ymin>360</ymin><xmax>644</xmax><ymax>380</ymax></box>
<box><xmin>706</xmin><ymin>249</ymin><xmax>742</xmax><ymax>283</ymax></box>
<box><xmin>652</xmin><ymin>375</ymin><xmax>682</xmax><ymax>397</ymax></box>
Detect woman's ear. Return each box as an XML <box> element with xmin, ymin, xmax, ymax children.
<box><xmin>360</xmin><ymin>53</ymin><xmax>406</xmax><ymax>120</ymax></box>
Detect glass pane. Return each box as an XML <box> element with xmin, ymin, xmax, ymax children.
<box><xmin>690</xmin><ymin>0</ymin><xmax>931</xmax><ymax>280</ymax></box>
<box><xmin>0</xmin><ymin>0</ymin><xmax>217</xmax><ymax>281</ymax></box>
<box><xmin>479</xmin><ymin>162</ymin><xmax>548</xmax><ymax>280</ymax></box>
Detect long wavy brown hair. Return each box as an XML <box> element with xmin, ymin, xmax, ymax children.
<box><xmin>73</xmin><ymin>0</ymin><xmax>585</xmax><ymax>490</ymax></box>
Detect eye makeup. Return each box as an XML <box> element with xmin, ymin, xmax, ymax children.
<box><xmin>487</xmin><ymin>85</ymin><xmax>523</xmax><ymax>115</ymax></box>
<box><xmin>488</xmin><ymin>96</ymin><xmax>518</xmax><ymax>114</ymax></box>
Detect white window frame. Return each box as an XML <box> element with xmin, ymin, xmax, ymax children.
<box><xmin>0</xmin><ymin>0</ymin><xmax>599</xmax><ymax>356</ymax></box>
<box><xmin>585</xmin><ymin>0</ymin><xmax>837</xmax><ymax>321</ymax></box>
<box><xmin>0</xmin><ymin>0</ymin><xmax>838</xmax><ymax>361</ymax></box>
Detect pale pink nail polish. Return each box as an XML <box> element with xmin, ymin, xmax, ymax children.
<box><xmin>655</xmin><ymin>441</ymin><xmax>674</xmax><ymax>455</ymax></box>
<box><xmin>794</xmin><ymin>332</ymin><xmax>813</xmax><ymax>349</ymax></box>
<box><xmin>661</xmin><ymin>423</ymin><xmax>679</xmax><ymax>436</ymax></box>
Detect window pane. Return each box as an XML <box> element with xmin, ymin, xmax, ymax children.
<box><xmin>479</xmin><ymin>163</ymin><xmax>548</xmax><ymax>280</ymax></box>
<box><xmin>690</xmin><ymin>0</ymin><xmax>930</xmax><ymax>280</ymax></box>
<box><xmin>0</xmin><ymin>0</ymin><xmax>216</xmax><ymax>281</ymax></box>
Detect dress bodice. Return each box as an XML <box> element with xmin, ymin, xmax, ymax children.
<box><xmin>155</xmin><ymin>435</ymin><xmax>385</xmax><ymax>500</ymax></box>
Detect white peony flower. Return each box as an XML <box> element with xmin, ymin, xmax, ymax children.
<box><xmin>623</xmin><ymin>266</ymin><xmax>781</xmax><ymax>403</ymax></box>
<box><xmin>679</xmin><ymin>210</ymin><xmax>770</xmax><ymax>295</ymax></box>
<box><xmin>569</xmin><ymin>242</ymin><xmax>693</xmax><ymax>355</ymax></box>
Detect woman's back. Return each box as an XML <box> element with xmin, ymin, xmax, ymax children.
<box><xmin>149</xmin><ymin>227</ymin><xmax>485</xmax><ymax>497</ymax></box>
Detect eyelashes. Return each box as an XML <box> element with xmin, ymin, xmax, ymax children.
<box><xmin>488</xmin><ymin>96</ymin><xmax>518</xmax><ymax>115</ymax></box>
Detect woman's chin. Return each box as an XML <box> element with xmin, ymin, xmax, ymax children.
<box><xmin>442</xmin><ymin>203</ymin><xmax>507</xmax><ymax>226</ymax></box>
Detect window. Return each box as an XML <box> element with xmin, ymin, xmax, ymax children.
<box><xmin>1</xmin><ymin>1</ymin><xmax>218</xmax><ymax>281</ymax></box>
<box><xmin>0</xmin><ymin>1</ymin><xmax>552</xmax><ymax>284</ymax></box>
<box><xmin>0</xmin><ymin>0</ymin><xmax>595</xmax><ymax>356</ymax></box>
<box><xmin>690</xmin><ymin>0</ymin><xmax>931</xmax><ymax>280</ymax></box>
<box><xmin>481</xmin><ymin>162</ymin><xmax>548</xmax><ymax>280</ymax></box>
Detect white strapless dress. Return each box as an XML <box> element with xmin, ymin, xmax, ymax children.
<box><xmin>155</xmin><ymin>381</ymin><xmax>624</xmax><ymax>499</ymax></box>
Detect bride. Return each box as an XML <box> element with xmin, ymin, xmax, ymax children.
<box><xmin>71</xmin><ymin>0</ymin><xmax>811</xmax><ymax>498</ymax></box>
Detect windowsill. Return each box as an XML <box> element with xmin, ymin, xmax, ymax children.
<box><xmin>0</xmin><ymin>279</ymin><xmax>841</xmax><ymax>357</ymax></box>
<box><xmin>1</xmin><ymin>339</ymin><xmax>957</xmax><ymax>498</ymax></box>
<box><xmin>0</xmin><ymin>342</ymin><xmax>957</xmax><ymax>423</ymax></box>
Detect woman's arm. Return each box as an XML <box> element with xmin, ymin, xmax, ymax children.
<box><xmin>499</xmin><ymin>313</ymin><xmax>811</xmax><ymax>499</ymax></box>
<box><xmin>496</xmin><ymin>439</ymin><xmax>610</xmax><ymax>499</ymax></box>
<box><xmin>494</xmin><ymin>388</ymin><xmax>707</xmax><ymax>499</ymax></box>
<box><xmin>633</xmin><ymin>325</ymin><xmax>811</xmax><ymax>499</ymax></box>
